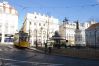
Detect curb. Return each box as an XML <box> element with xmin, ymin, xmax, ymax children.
<box><xmin>28</xmin><ymin>48</ymin><xmax>99</xmax><ymax>61</ymax></box>
<box><xmin>27</xmin><ymin>47</ymin><xmax>44</xmax><ymax>53</ymax></box>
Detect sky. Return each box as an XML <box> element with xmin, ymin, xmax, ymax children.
<box><xmin>1</xmin><ymin>0</ymin><xmax>99</xmax><ymax>29</ymax></box>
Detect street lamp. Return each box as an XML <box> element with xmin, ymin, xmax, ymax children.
<box><xmin>28</xmin><ymin>21</ymin><xmax>31</xmax><ymax>42</ymax></box>
<box><xmin>44</xmin><ymin>17</ymin><xmax>49</xmax><ymax>53</ymax></box>
<box><xmin>95</xmin><ymin>27</ymin><xmax>97</xmax><ymax>49</ymax></box>
<box><xmin>35</xmin><ymin>29</ymin><xmax>38</xmax><ymax>48</ymax></box>
<box><xmin>40</xmin><ymin>27</ymin><xmax>43</xmax><ymax>47</ymax></box>
<box><xmin>34</xmin><ymin>16</ymin><xmax>38</xmax><ymax>48</ymax></box>
<box><xmin>46</xmin><ymin>18</ymin><xmax>49</xmax><ymax>45</ymax></box>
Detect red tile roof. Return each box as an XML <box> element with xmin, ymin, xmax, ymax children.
<box><xmin>87</xmin><ymin>23</ymin><xmax>99</xmax><ymax>30</ymax></box>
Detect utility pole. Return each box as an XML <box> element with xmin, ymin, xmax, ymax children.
<box><xmin>28</xmin><ymin>21</ymin><xmax>31</xmax><ymax>45</ymax></box>
<box><xmin>94</xmin><ymin>27</ymin><xmax>97</xmax><ymax>57</ymax></box>
<box><xmin>45</xmin><ymin>16</ymin><xmax>49</xmax><ymax>53</ymax></box>
<box><xmin>41</xmin><ymin>27</ymin><xmax>43</xmax><ymax>47</ymax></box>
<box><xmin>36</xmin><ymin>29</ymin><xmax>38</xmax><ymax>48</ymax></box>
<box><xmin>35</xmin><ymin>16</ymin><xmax>38</xmax><ymax>48</ymax></box>
<box><xmin>95</xmin><ymin>28</ymin><xmax>96</xmax><ymax>49</ymax></box>
<box><xmin>47</xmin><ymin>16</ymin><xmax>49</xmax><ymax>45</ymax></box>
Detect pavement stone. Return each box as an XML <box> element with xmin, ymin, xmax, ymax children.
<box><xmin>0</xmin><ymin>58</ymin><xmax>63</xmax><ymax>66</ymax></box>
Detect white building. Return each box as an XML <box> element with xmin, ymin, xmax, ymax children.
<box><xmin>85</xmin><ymin>23</ymin><xmax>99</xmax><ymax>48</ymax></box>
<box><xmin>21</xmin><ymin>12</ymin><xmax>59</xmax><ymax>46</ymax></box>
<box><xmin>75</xmin><ymin>21</ymin><xmax>85</xmax><ymax>46</ymax></box>
<box><xmin>0</xmin><ymin>1</ymin><xmax>18</xmax><ymax>44</ymax></box>
<box><xmin>59</xmin><ymin>21</ymin><xmax>76</xmax><ymax>46</ymax></box>
<box><xmin>59</xmin><ymin>19</ymin><xmax>96</xmax><ymax>46</ymax></box>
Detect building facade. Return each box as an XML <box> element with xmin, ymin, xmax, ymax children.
<box><xmin>59</xmin><ymin>21</ymin><xmax>76</xmax><ymax>46</ymax></box>
<box><xmin>85</xmin><ymin>23</ymin><xmax>99</xmax><ymax>48</ymax></box>
<box><xmin>59</xmin><ymin>19</ymin><xmax>96</xmax><ymax>46</ymax></box>
<box><xmin>75</xmin><ymin>21</ymin><xmax>85</xmax><ymax>46</ymax></box>
<box><xmin>21</xmin><ymin>12</ymin><xmax>59</xmax><ymax>46</ymax></box>
<box><xmin>0</xmin><ymin>1</ymin><xmax>18</xmax><ymax>44</ymax></box>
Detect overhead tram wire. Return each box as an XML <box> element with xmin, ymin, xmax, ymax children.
<box><xmin>8</xmin><ymin>0</ymin><xmax>99</xmax><ymax>11</ymax></box>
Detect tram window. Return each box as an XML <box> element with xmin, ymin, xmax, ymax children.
<box><xmin>20</xmin><ymin>36</ymin><xmax>28</xmax><ymax>41</ymax></box>
<box><xmin>23</xmin><ymin>37</ymin><xmax>26</xmax><ymax>41</ymax></box>
<box><xmin>19</xmin><ymin>32</ymin><xmax>28</xmax><ymax>41</ymax></box>
<box><xmin>20</xmin><ymin>37</ymin><xmax>24</xmax><ymax>41</ymax></box>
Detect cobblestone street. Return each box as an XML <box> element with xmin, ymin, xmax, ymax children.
<box><xmin>0</xmin><ymin>45</ymin><xmax>99</xmax><ymax>66</ymax></box>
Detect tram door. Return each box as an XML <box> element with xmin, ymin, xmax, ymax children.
<box><xmin>19</xmin><ymin>32</ymin><xmax>30</xmax><ymax>47</ymax></box>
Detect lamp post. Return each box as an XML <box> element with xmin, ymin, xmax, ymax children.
<box><xmin>28</xmin><ymin>21</ymin><xmax>31</xmax><ymax>45</ymax></box>
<box><xmin>44</xmin><ymin>17</ymin><xmax>49</xmax><ymax>53</ymax></box>
<box><xmin>95</xmin><ymin>27</ymin><xmax>97</xmax><ymax>49</ymax></box>
<box><xmin>35</xmin><ymin>29</ymin><xmax>38</xmax><ymax>48</ymax></box>
<box><xmin>34</xmin><ymin>16</ymin><xmax>38</xmax><ymax>48</ymax></box>
<box><xmin>47</xmin><ymin>17</ymin><xmax>49</xmax><ymax>46</ymax></box>
<box><xmin>40</xmin><ymin>27</ymin><xmax>43</xmax><ymax>47</ymax></box>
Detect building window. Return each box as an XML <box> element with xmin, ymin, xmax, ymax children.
<box><xmin>11</xmin><ymin>26</ymin><xmax>14</xmax><ymax>28</ymax></box>
<box><xmin>39</xmin><ymin>23</ymin><xmax>41</xmax><ymax>26</ymax></box>
<box><xmin>43</xmin><ymin>24</ymin><xmax>45</xmax><ymax>26</ymax></box>
<box><xmin>34</xmin><ymin>23</ymin><xmax>36</xmax><ymax>25</ymax></box>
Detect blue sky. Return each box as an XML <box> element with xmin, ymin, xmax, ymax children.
<box><xmin>1</xmin><ymin>0</ymin><xmax>99</xmax><ymax>29</ymax></box>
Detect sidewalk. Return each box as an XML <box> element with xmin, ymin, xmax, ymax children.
<box><xmin>30</xmin><ymin>47</ymin><xmax>99</xmax><ymax>60</ymax></box>
<box><xmin>28</xmin><ymin>47</ymin><xmax>44</xmax><ymax>53</ymax></box>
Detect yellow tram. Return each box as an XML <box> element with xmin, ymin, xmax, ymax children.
<box><xmin>14</xmin><ymin>31</ymin><xmax>30</xmax><ymax>48</ymax></box>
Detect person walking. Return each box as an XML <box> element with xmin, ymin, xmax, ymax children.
<box><xmin>44</xmin><ymin>43</ymin><xmax>48</xmax><ymax>54</ymax></box>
